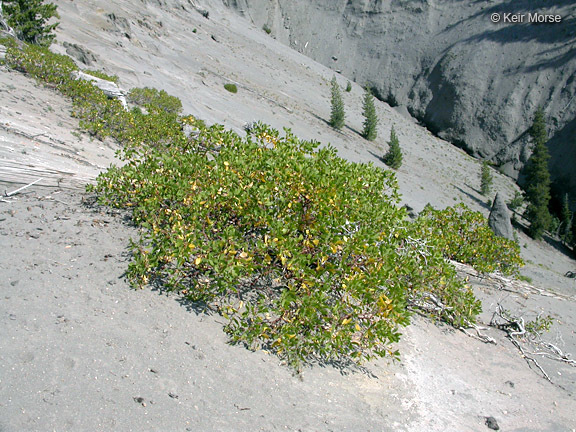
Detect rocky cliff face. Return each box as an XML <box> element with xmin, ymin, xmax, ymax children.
<box><xmin>223</xmin><ymin>0</ymin><xmax>576</xmax><ymax>202</ymax></box>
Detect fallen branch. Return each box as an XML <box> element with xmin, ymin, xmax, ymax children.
<box><xmin>5</xmin><ymin>178</ymin><xmax>43</xmax><ymax>197</ymax></box>
<box><xmin>460</xmin><ymin>325</ymin><xmax>497</xmax><ymax>345</ymax></box>
<box><xmin>489</xmin><ymin>303</ymin><xmax>576</xmax><ymax>385</ymax></box>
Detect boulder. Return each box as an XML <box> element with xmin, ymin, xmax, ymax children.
<box><xmin>63</xmin><ymin>42</ymin><xmax>97</xmax><ymax>66</ymax></box>
<box><xmin>488</xmin><ymin>193</ymin><xmax>514</xmax><ymax>241</ymax></box>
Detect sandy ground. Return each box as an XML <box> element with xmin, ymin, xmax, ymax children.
<box><xmin>1</xmin><ymin>0</ymin><xmax>576</xmax><ymax>430</ymax></box>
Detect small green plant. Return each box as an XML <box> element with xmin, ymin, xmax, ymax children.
<box><xmin>345</xmin><ymin>81</ymin><xmax>352</xmax><ymax>92</ymax></box>
<box><xmin>480</xmin><ymin>161</ymin><xmax>493</xmax><ymax>196</ymax></box>
<box><xmin>507</xmin><ymin>191</ymin><xmax>524</xmax><ymax>212</ymax></box>
<box><xmin>262</xmin><ymin>24</ymin><xmax>271</xmax><ymax>34</ymax></box>
<box><xmin>383</xmin><ymin>126</ymin><xmax>402</xmax><ymax>169</ymax></box>
<box><xmin>329</xmin><ymin>76</ymin><xmax>345</xmax><ymax>130</ymax></box>
<box><xmin>526</xmin><ymin>314</ymin><xmax>553</xmax><ymax>335</ymax></box>
<box><xmin>84</xmin><ymin>69</ymin><xmax>119</xmax><ymax>83</ymax></box>
<box><xmin>362</xmin><ymin>87</ymin><xmax>378</xmax><ymax>141</ymax></box>
<box><xmin>224</xmin><ymin>83</ymin><xmax>238</xmax><ymax>94</ymax></box>
<box><xmin>128</xmin><ymin>87</ymin><xmax>183</xmax><ymax>114</ymax></box>
<box><xmin>2</xmin><ymin>0</ymin><xmax>59</xmax><ymax>47</ymax></box>
<box><xmin>518</xmin><ymin>274</ymin><xmax>533</xmax><ymax>284</ymax></box>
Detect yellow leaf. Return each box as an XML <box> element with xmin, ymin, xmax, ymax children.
<box><xmin>355</xmin><ymin>323</ymin><xmax>361</xmax><ymax>331</ymax></box>
<box><xmin>195</xmin><ymin>257</ymin><xmax>202</xmax><ymax>265</ymax></box>
<box><xmin>239</xmin><ymin>251</ymin><xmax>248</xmax><ymax>259</ymax></box>
<box><xmin>342</xmin><ymin>318</ymin><xmax>351</xmax><ymax>325</ymax></box>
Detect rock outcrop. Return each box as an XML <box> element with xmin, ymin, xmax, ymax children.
<box><xmin>223</xmin><ymin>0</ymin><xmax>576</xmax><ymax>204</ymax></box>
<box><xmin>489</xmin><ymin>193</ymin><xmax>515</xmax><ymax>241</ymax></box>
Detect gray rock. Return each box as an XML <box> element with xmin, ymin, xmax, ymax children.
<box><xmin>485</xmin><ymin>416</ymin><xmax>500</xmax><ymax>430</ymax></box>
<box><xmin>63</xmin><ymin>42</ymin><xmax>97</xmax><ymax>66</ymax></box>
<box><xmin>489</xmin><ymin>193</ymin><xmax>514</xmax><ymax>241</ymax></box>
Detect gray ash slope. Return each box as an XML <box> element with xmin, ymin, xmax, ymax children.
<box><xmin>224</xmin><ymin>0</ymin><xmax>576</xmax><ymax>202</ymax></box>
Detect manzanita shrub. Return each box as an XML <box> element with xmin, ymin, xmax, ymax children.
<box><xmin>4</xmin><ymin>41</ymin><xmax>523</xmax><ymax>369</ymax></box>
<box><xmin>409</xmin><ymin>204</ymin><xmax>524</xmax><ymax>276</ymax></box>
<box><xmin>92</xmin><ymin>120</ymin><xmax>487</xmax><ymax>368</ymax></box>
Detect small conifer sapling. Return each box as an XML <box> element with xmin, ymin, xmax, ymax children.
<box><xmin>329</xmin><ymin>76</ymin><xmax>345</xmax><ymax>130</ymax></box>
<box><xmin>480</xmin><ymin>161</ymin><xmax>493</xmax><ymax>196</ymax></box>
<box><xmin>362</xmin><ymin>87</ymin><xmax>378</xmax><ymax>141</ymax></box>
<box><xmin>383</xmin><ymin>126</ymin><xmax>402</xmax><ymax>169</ymax></box>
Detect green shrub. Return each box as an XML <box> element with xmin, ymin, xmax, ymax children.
<box><xmin>507</xmin><ymin>191</ymin><xmax>524</xmax><ymax>212</ymax></box>
<box><xmin>5</xmin><ymin>42</ymin><xmax>77</xmax><ymax>86</ymax></box>
<box><xmin>409</xmin><ymin>204</ymin><xmax>524</xmax><ymax>275</ymax></box>
<box><xmin>90</xmin><ymin>121</ymin><xmax>486</xmax><ymax>368</ymax></box>
<box><xmin>128</xmin><ymin>87</ymin><xmax>183</xmax><ymax>114</ymax></box>
<box><xmin>224</xmin><ymin>83</ymin><xmax>238</xmax><ymax>94</ymax></box>
<box><xmin>6</xmin><ymin>40</ymin><xmax>493</xmax><ymax>370</ymax></box>
<box><xmin>84</xmin><ymin>69</ymin><xmax>119</xmax><ymax>83</ymax></box>
<box><xmin>345</xmin><ymin>81</ymin><xmax>352</xmax><ymax>92</ymax></box>
<box><xmin>262</xmin><ymin>24</ymin><xmax>271</xmax><ymax>34</ymax></box>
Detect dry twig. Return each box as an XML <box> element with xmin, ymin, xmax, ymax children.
<box><xmin>5</xmin><ymin>178</ymin><xmax>44</xmax><ymax>197</ymax></box>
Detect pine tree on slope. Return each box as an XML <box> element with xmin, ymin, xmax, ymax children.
<box><xmin>362</xmin><ymin>87</ymin><xmax>378</xmax><ymax>141</ymax></box>
<box><xmin>2</xmin><ymin>0</ymin><xmax>59</xmax><ymax>47</ymax></box>
<box><xmin>329</xmin><ymin>76</ymin><xmax>345</xmax><ymax>130</ymax></box>
<box><xmin>383</xmin><ymin>126</ymin><xmax>403</xmax><ymax>169</ymax></box>
<box><xmin>523</xmin><ymin>108</ymin><xmax>552</xmax><ymax>240</ymax></box>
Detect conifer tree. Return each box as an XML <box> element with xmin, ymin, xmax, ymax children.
<box><xmin>383</xmin><ymin>126</ymin><xmax>402</xmax><ymax>169</ymax></box>
<box><xmin>329</xmin><ymin>76</ymin><xmax>345</xmax><ymax>130</ymax></box>
<box><xmin>2</xmin><ymin>0</ymin><xmax>59</xmax><ymax>47</ymax></box>
<box><xmin>523</xmin><ymin>108</ymin><xmax>552</xmax><ymax>240</ymax></box>
<box><xmin>560</xmin><ymin>193</ymin><xmax>573</xmax><ymax>244</ymax></box>
<box><xmin>362</xmin><ymin>87</ymin><xmax>378</xmax><ymax>141</ymax></box>
<box><xmin>480</xmin><ymin>160</ymin><xmax>493</xmax><ymax>196</ymax></box>
<box><xmin>572</xmin><ymin>212</ymin><xmax>576</xmax><ymax>250</ymax></box>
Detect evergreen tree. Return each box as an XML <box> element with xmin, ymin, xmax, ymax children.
<box><xmin>362</xmin><ymin>87</ymin><xmax>378</xmax><ymax>141</ymax></box>
<box><xmin>480</xmin><ymin>160</ymin><xmax>493</xmax><ymax>196</ymax></box>
<box><xmin>329</xmin><ymin>76</ymin><xmax>345</xmax><ymax>130</ymax></box>
<box><xmin>560</xmin><ymin>193</ymin><xmax>573</xmax><ymax>244</ymax></box>
<box><xmin>572</xmin><ymin>211</ymin><xmax>576</xmax><ymax>250</ymax></box>
<box><xmin>383</xmin><ymin>126</ymin><xmax>402</xmax><ymax>169</ymax></box>
<box><xmin>523</xmin><ymin>108</ymin><xmax>552</xmax><ymax>240</ymax></box>
<box><xmin>2</xmin><ymin>0</ymin><xmax>59</xmax><ymax>47</ymax></box>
